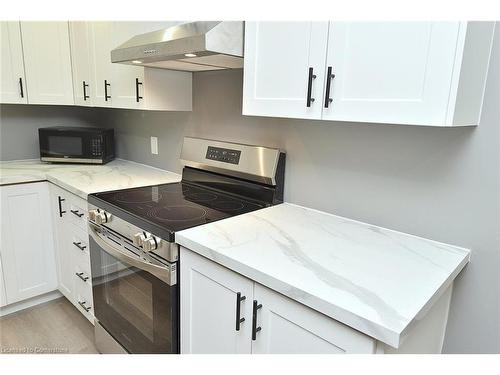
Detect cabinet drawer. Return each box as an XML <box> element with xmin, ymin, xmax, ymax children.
<box><xmin>68</xmin><ymin>196</ymin><xmax>88</xmax><ymax>231</ymax></box>
<box><xmin>75</xmin><ymin>277</ymin><xmax>94</xmax><ymax>323</ymax></box>
<box><xmin>69</xmin><ymin>225</ymin><xmax>91</xmax><ymax>272</ymax></box>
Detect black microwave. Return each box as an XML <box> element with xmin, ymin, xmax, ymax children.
<box><xmin>39</xmin><ymin>127</ymin><xmax>115</xmax><ymax>164</ymax></box>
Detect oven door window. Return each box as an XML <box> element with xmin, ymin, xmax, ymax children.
<box><xmin>90</xmin><ymin>237</ymin><xmax>178</xmax><ymax>354</ymax></box>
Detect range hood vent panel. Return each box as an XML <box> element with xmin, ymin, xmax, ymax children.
<box><xmin>111</xmin><ymin>21</ymin><xmax>244</xmax><ymax>72</ymax></box>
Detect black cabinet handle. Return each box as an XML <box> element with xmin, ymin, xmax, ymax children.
<box><xmin>135</xmin><ymin>78</ymin><xmax>143</xmax><ymax>102</ymax></box>
<box><xmin>324</xmin><ymin>66</ymin><xmax>335</xmax><ymax>108</ymax></box>
<box><xmin>104</xmin><ymin>79</ymin><xmax>111</xmax><ymax>101</ymax></box>
<box><xmin>235</xmin><ymin>292</ymin><xmax>246</xmax><ymax>331</ymax></box>
<box><xmin>78</xmin><ymin>300</ymin><xmax>91</xmax><ymax>312</ymax></box>
<box><xmin>83</xmin><ymin>81</ymin><xmax>89</xmax><ymax>101</ymax></box>
<box><xmin>73</xmin><ymin>241</ymin><xmax>87</xmax><ymax>251</ymax></box>
<box><xmin>76</xmin><ymin>272</ymin><xmax>89</xmax><ymax>282</ymax></box>
<box><xmin>58</xmin><ymin>196</ymin><xmax>66</xmax><ymax>217</ymax></box>
<box><xmin>19</xmin><ymin>77</ymin><xmax>24</xmax><ymax>98</ymax></box>
<box><xmin>252</xmin><ymin>300</ymin><xmax>262</xmax><ymax>340</ymax></box>
<box><xmin>70</xmin><ymin>209</ymin><xmax>84</xmax><ymax>218</ymax></box>
<box><xmin>306</xmin><ymin>67</ymin><xmax>317</xmax><ymax>108</ymax></box>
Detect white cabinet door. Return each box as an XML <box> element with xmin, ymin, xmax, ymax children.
<box><xmin>243</xmin><ymin>22</ymin><xmax>329</xmax><ymax>120</ymax></box>
<box><xmin>0</xmin><ymin>182</ymin><xmax>58</xmax><ymax>304</ymax></box>
<box><xmin>0</xmin><ymin>255</ymin><xmax>7</xmax><ymax>307</ymax></box>
<box><xmin>69</xmin><ymin>21</ymin><xmax>93</xmax><ymax>106</ymax></box>
<box><xmin>251</xmin><ymin>283</ymin><xmax>376</xmax><ymax>354</ymax></box>
<box><xmin>48</xmin><ymin>184</ymin><xmax>74</xmax><ymax>300</ymax></box>
<box><xmin>0</xmin><ymin>21</ymin><xmax>27</xmax><ymax>104</ymax></box>
<box><xmin>88</xmin><ymin>21</ymin><xmax>114</xmax><ymax>107</ymax></box>
<box><xmin>180</xmin><ymin>247</ymin><xmax>254</xmax><ymax>354</ymax></box>
<box><xmin>20</xmin><ymin>21</ymin><xmax>74</xmax><ymax>105</ymax></box>
<box><xmin>322</xmin><ymin>22</ymin><xmax>463</xmax><ymax>125</ymax></box>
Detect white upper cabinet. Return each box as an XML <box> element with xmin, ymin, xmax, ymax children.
<box><xmin>77</xmin><ymin>21</ymin><xmax>192</xmax><ymax>111</ymax></box>
<box><xmin>243</xmin><ymin>22</ymin><xmax>329</xmax><ymax>120</ymax></box>
<box><xmin>0</xmin><ymin>21</ymin><xmax>27</xmax><ymax>104</ymax></box>
<box><xmin>69</xmin><ymin>22</ymin><xmax>94</xmax><ymax>106</ymax></box>
<box><xmin>20</xmin><ymin>21</ymin><xmax>74</xmax><ymax>105</ymax></box>
<box><xmin>243</xmin><ymin>21</ymin><xmax>495</xmax><ymax>126</ymax></box>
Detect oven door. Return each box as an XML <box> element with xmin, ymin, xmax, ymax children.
<box><xmin>88</xmin><ymin>223</ymin><xmax>179</xmax><ymax>354</ymax></box>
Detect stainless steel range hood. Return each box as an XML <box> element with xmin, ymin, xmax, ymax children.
<box><xmin>111</xmin><ymin>21</ymin><xmax>244</xmax><ymax>72</ymax></box>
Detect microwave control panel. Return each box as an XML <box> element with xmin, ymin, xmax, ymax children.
<box><xmin>92</xmin><ymin>137</ymin><xmax>103</xmax><ymax>156</ymax></box>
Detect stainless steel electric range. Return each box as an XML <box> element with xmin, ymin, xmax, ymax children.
<box><xmin>87</xmin><ymin>137</ymin><xmax>286</xmax><ymax>354</ymax></box>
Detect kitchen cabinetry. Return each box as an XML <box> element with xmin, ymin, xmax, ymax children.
<box><xmin>78</xmin><ymin>21</ymin><xmax>192</xmax><ymax>111</ymax></box>
<box><xmin>0</xmin><ymin>21</ymin><xmax>27</xmax><ymax>104</ymax></box>
<box><xmin>243</xmin><ymin>21</ymin><xmax>495</xmax><ymax>126</ymax></box>
<box><xmin>20</xmin><ymin>21</ymin><xmax>74</xmax><ymax>105</ymax></box>
<box><xmin>49</xmin><ymin>183</ymin><xmax>94</xmax><ymax>323</ymax></box>
<box><xmin>0</xmin><ymin>182</ymin><xmax>58</xmax><ymax>304</ymax></box>
<box><xmin>69</xmin><ymin>22</ymin><xmax>94</xmax><ymax>106</ymax></box>
<box><xmin>180</xmin><ymin>247</ymin><xmax>376</xmax><ymax>354</ymax></box>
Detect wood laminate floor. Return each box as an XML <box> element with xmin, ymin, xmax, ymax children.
<box><xmin>0</xmin><ymin>297</ymin><xmax>98</xmax><ymax>354</ymax></box>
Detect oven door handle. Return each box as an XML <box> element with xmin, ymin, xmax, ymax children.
<box><xmin>88</xmin><ymin>222</ymin><xmax>176</xmax><ymax>286</ymax></box>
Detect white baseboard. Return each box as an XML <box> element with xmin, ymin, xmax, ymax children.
<box><xmin>0</xmin><ymin>290</ymin><xmax>63</xmax><ymax>317</ymax></box>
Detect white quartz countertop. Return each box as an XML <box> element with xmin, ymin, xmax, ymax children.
<box><xmin>176</xmin><ymin>203</ymin><xmax>470</xmax><ymax>348</ymax></box>
<box><xmin>0</xmin><ymin>159</ymin><xmax>180</xmax><ymax>199</ymax></box>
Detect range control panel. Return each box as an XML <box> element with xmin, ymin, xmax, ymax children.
<box><xmin>206</xmin><ymin>146</ymin><xmax>241</xmax><ymax>165</ymax></box>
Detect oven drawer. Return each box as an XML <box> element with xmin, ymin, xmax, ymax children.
<box><xmin>68</xmin><ymin>195</ymin><xmax>88</xmax><ymax>231</ymax></box>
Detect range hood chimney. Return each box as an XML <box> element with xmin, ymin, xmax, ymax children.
<box><xmin>111</xmin><ymin>21</ymin><xmax>244</xmax><ymax>72</ymax></box>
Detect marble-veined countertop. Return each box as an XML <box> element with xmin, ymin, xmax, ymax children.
<box><xmin>176</xmin><ymin>203</ymin><xmax>470</xmax><ymax>348</ymax></box>
<box><xmin>0</xmin><ymin>159</ymin><xmax>181</xmax><ymax>199</ymax></box>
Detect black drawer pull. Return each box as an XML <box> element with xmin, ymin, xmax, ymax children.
<box><xmin>324</xmin><ymin>66</ymin><xmax>335</xmax><ymax>108</ymax></box>
<box><xmin>252</xmin><ymin>300</ymin><xmax>262</xmax><ymax>340</ymax></box>
<box><xmin>19</xmin><ymin>77</ymin><xmax>24</xmax><ymax>98</ymax></box>
<box><xmin>83</xmin><ymin>80</ymin><xmax>89</xmax><ymax>101</ymax></box>
<box><xmin>135</xmin><ymin>78</ymin><xmax>143</xmax><ymax>102</ymax></box>
<box><xmin>78</xmin><ymin>300</ymin><xmax>91</xmax><ymax>312</ymax></box>
<box><xmin>76</xmin><ymin>272</ymin><xmax>89</xmax><ymax>282</ymax></box>
<box><xmin>58</xmin><ymin>196</ymin><xmax>66</xmax><ymax>217</ymax></box>
<box><xmin>306</xmin><ymin>67</ymin><xmax>317</xmax><ymax>108</ymax></box>
<box><xmin>70</xmin><ymin>209</ymin><xmax>84</xmax><ymax>218</ymax></box>
<box><xmin>104</xmin><ymin>79</ymin><xmax>111</xmax><ymax>101</ymax></box>
<box><xmin>73</xmin><ymin>241</ymin><xmax>87</xmax><ymax>251</ymax></box>
<box><xmin>235</xmin><ymin>292</ymin><xmax>246</xmax><ymax>331</ymax></box>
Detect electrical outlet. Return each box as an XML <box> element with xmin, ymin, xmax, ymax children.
<box><xmin>151</xmin><ymin>137</ymin><xmax>158</xmax><ymax>155</ymax></box>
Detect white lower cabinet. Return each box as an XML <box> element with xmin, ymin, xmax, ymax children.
<box><xmin>49</xmin><ymin>183</ymin><xmax>94</xmax><ymax>323</ymax></box>
<box><xmin>180</xmin><ymin>246</ymin><xmax>254</xmax><ymax>354</ymax></box>
<box><xmin>0</xmin><ymin>255</ymin><xmax>7</xmax><ymax>307</ymax></box>
<box><xmin>180</xmin><ymin>246</ymin><xmax>376</xmax><ymax>354</ymax></box>
<box><xmin>0</xmin><ymin>182</ymin><xmax>58</xmax><ymax>305</ymax></box>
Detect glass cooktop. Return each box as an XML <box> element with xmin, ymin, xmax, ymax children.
<box><xmin>90</xmin><ymin>182</ymin><xmax>267</xmax><ymax>241</ymax></box>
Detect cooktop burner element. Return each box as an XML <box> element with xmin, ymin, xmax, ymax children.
<box><xmin>149</xmin><ymin>205</ymin><xmax>207</xmax><ymax>222</ymax></box>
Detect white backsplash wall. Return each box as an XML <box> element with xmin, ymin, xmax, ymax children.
<box><xmin>0</xmin><ymin>104</ymin><xmax>97</xmax><ymax>161</ymax></box>
<box><xmin>0</xmin><ymin>26</ymin><xmax>498</xmax><ymax>354</ymax></box>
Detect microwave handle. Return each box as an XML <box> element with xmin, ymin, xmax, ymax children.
<box><xmin>88</xmin><ymin>222</ymin><xmax>175</xmax><ymax>285</ymax></box>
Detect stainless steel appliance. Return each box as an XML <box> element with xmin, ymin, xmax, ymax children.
<box><xmin>39</xmin><ymin>126</ymin><xmax>115</xmax><ymax>164</ymax></box>
<box><xmin>110</xmin><ymin>21</ymin><xmax>243</xmax><ymax>72</ymax></box>
<box><xmin>88</xmin><ymin>137</ymin><xmax>285</xmax><ymax>354</ymax></box>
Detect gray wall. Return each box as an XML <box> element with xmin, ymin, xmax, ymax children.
<box><xmin>1</xmin><ymin>27</ymin><xmax>498</xmax><ymax>354</ymax></box>
<box><xmin>0</xmin><ymin>105</ymin><xmax>96</xmax><ymax>160</ymax></box>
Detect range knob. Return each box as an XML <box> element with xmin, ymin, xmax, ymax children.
<box><xmin>95</xmin><ymin>211</ymin><xmax>111</xmax><ymax>224</ymax></box>
<box><xmin>142</xmin><ymin>236</ymin><xmax>159</xmax><ymax>252</ymax></box>
<box><xmin>88</xmin><ymin>209</ymin><xmax>98</xmax><ymax>222</ymax></box>
<box><xmin>133</xmin><ymin>233</ymin><xmax>147</xmax><ymax>247</ymax></box>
